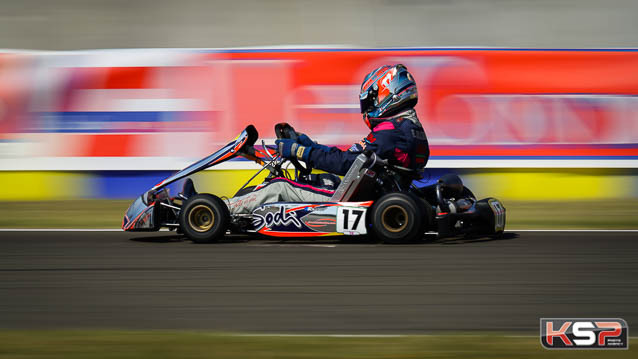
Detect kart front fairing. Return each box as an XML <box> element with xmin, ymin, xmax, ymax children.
<box><xmin>122</xmin><ymin>125</ymin><xmax>258</xmax><ymax>231</ymax></box>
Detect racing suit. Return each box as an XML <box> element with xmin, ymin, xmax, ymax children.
<box><xmin>227</xmin><ymin>109</ymin><xmax>430</xmax><ymax>214</ymax></box>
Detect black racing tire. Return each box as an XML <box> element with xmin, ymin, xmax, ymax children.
<box><xmin>179</xmin><ymin>194</ymin><xmax>229</xmax><ymax>243</ymax></box>
<box><xmin>370</xmin><ymin>193</ymin><xmax>425</xmax><ymax>244</ymax></box>
<box><xmin>410</xmin><ymin>194</ymin><xmax>434</xmax><ymax>241</ymax></box>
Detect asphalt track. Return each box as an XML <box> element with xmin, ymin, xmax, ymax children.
<box><xmin>0</xmin><ymin>230</ymin><xmax>636</xmax><ymax>333</ymax></box>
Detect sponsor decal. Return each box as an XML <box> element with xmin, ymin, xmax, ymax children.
<box><xmin>228</xmin><ymin>193</ymin><xmax>258</xmax><ymax>212</ymax></box>
<box><xmin>303</xmin><ymin>217</ymin><xmax>337</xmax><ymax>229</ymax></box>
<box><xmin>252</xmin><ymin>205</ymin><xmax>303</xmax><ymax>230</ymax></box>
<box><xmin>540</xmin><ymin>318</ymin><xmax>628</xmax><ymax>349</ymax></box>
<box><xmin>296</xmin><ymin>146</ymin><xmax>306</xmax><ymax>159</ymax></box>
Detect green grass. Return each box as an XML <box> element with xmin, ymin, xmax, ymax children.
<box><xmin>503</xmin><ymin>199</ymin><xmax>638</xmax><ymax>229</ymax></box>
<box><xmin>0</xmin><ymin>331</ymin><xmax>633</xmax><ymax>359</ymax></box>
<box><xmin>0</xmin><ymin>199</ymin><xmax>636</xmax><ymax>229</ymax></box>
<box><xmin>0</xmin><ymin>200</ymin><xmax>131</xmax><ymax>228</ymax></box>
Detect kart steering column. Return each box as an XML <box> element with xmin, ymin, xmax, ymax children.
<box><xmin>274</xmin><ymin>123</ymin><xmax>312</xmax><ymax>178</ymax></box>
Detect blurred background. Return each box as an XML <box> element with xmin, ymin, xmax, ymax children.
<box><xmin>0</xmin><ymin>0</ymin><xmax>637</xmax><ymax>228</ymax></box>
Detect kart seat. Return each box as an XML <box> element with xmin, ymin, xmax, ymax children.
<box><xmin>180</xmin><ymin>178</ymin><xmax>198</xmax><ymax>199</ymax></box>
<box><xmin>390</xmin><ymin>165</ymin><xmax>421</xmax><ymax>180</ymax></box>
<box><xmin>329</xmin><ymin>153</ymin><xmax>377</xmax><ymax>202</ymax></box>
<box><xmin>329</xmin><ymin>153</ymin><xmax>422</xmax><ymax>202</ymax></box>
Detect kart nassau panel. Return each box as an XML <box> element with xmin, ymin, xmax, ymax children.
<box><xmin>151</xmin><ymin>125</ymin><xmax>258</xmax><ymax>191</ymax></box>
<box><xmin>252</xmin><ymin>201</ymin><xmax>373</xmax><ymax>237</ymax></box>
<box><xmin>122</xmin><ymin>195</ymin><xmax>157</xmax><ymax>231</ymax></box>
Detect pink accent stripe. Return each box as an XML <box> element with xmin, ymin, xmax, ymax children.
<box><xmin>373</xmin><ymin>121</ymin><xmax>395</xmax><ymax>131</ymax></box>
<box><xmin>394</xmin><ymin>148</ymin><xmax>410</xmax><ymax>167</ymax></box>
<box><xmin>272</xmin><ymin>177</ymin><xmax>335</xmax><ymax>195</ymax></box>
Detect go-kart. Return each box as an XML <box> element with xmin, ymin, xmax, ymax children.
<box><xmin>122</xmin><ymin>124</ymin><xmax>506</xmax><ymax>243</ymax></box>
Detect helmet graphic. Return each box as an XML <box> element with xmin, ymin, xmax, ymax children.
<box><xmin>359</xmin><ymin>64</ymin><xmax>418</xmax><ymax>129</ymax></box>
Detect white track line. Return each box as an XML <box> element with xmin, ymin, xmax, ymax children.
<box><xmin>1</xmin><ymin>228</ymin><xmax>637</xmax><ymax>232</ymax></box>
<box><xmin>248</xmin><ymin>244</ymin><xmax>337</xmax><ymax>248</ymax></box>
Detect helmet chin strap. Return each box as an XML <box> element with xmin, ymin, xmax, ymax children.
<box><xmin>363</xmin><ymin>114</ymin><xmax>372</xmax><ymax>130</ymax></box>
<box><xmin>364</xmin><ymin>113</ymin><xmax>387</xmax><ymax>130</ymax></box>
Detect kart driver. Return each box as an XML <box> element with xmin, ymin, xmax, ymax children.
<box><xmin>227</xmin><ymin>64</ymin><xmax>430</xmax><ymax>214</ymax></box>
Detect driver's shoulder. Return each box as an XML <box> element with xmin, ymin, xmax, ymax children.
<box><xmin>371</xmin><ymin>115</ymin><xmax>416</xmax><ymax>134</ymax></box>
<box><xmin>371</xmin><ymin>120</ymin><xmax>396</xmax><ymax>132</ymax></box>
<box><xmin>369</xmin><ymin>121</ymin><xmax>404</xmax><ymax>142</ymax></box>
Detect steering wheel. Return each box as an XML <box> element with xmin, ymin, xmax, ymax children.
<box><xmin>274</xmin><ymin>123</ymin><xmax>312</xmax><ymax>177</ymax></box>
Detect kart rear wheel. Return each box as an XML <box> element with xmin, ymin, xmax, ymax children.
<box><xmin>412</xmin><ymin>195</ymin><xmax>435</xmax><ymax>240</ymax></box>
<box><xmin>179</xmin><ymin>194</ymin><xmax>229</xmax><ymax>243</ymax></box>
<box><xmin>370</xmin><ymin>193</ymin><xmax>426</xmax><ymax>244</ymax></box>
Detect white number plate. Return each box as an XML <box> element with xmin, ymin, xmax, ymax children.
<box><xmin>336</xmin><ymin>207</ymin><xmax>367</xmax><ymax>235</ymax></box>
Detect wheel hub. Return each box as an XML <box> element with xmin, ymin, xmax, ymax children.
<box><xmin>188</xmin><ymin>205</ymin><xmax>215</xmax><ymax>232</ymax></box>
<box><xmin>381</xmin><ymin>205</ymin><xmax>408</xmax><ymax>233</ymax></box>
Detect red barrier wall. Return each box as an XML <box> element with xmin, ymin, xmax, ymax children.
<box><xmin>1</xmin><ymin>48</ymin><xmax>637</xmax><ymax>168</ymax></box>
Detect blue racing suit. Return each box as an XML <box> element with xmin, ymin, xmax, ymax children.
<box><xmin>308</xmin><ymin>109</ymin><xmax>430</xmax><ymax>175</ymax></box>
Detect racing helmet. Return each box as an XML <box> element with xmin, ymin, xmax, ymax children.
<box><xmin>359</xmin><ymin>64</ymin><xmax>418</xmax><ymax>129</ymax></box>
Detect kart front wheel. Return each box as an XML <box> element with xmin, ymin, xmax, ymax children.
<box><xmin>370</xmin><ymin>193</ymin><xmax>426</xmax><ymax>244</ymax></box>
<box><xmin>179</xmin><ymin>194</ymin><xmax>229</xmax><ymax>243</ymax></box>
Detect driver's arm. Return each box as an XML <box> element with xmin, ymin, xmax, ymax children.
<box><xmin>307</xmin><ymin>146</ymin><xmax>361</xmax><ymax>176</ymax></box>
<box><xmin>308</xmin><ymin>130</ymin><xmax>397</xmax><ymax>176</ymax></box>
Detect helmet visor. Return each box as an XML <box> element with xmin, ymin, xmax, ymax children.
<box><xmin>359</xmin><ymin>88</ymin><xmax>376</xmax><ymax>114</ymax></box>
